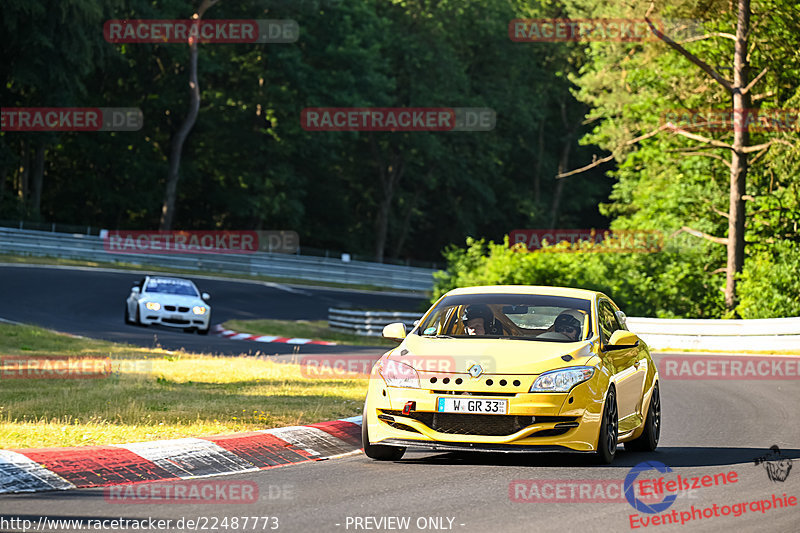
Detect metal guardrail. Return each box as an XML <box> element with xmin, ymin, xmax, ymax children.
<box><xmin>0</xmin><ymin>227</ymin><xmax>436</xmax><ymax>291</ymax></box>
<box><xmin>328</xmin><ymin>308</ymin><xmax>421</xmax><ymax>336</ymax></box>
<box><xmin>0</xmin><ymin>220</ymin><xmax>442</xmax><ymax>269</ymax></box>
<box><xmin>328</xmin><ymin>308</ymin><xmax>800</xmax><ymax>351</ymax></box>
<box><xmin>626</xmin><ymin>317</ymin><xmax>800</xmax><ymax>352</ymax></box>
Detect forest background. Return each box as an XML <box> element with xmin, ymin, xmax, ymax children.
<box><xmin>2</xmin><ymin>0</ymin><xmax>797</xmax><ymax>318</ymax></box>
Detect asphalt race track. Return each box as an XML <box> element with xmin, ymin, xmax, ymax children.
<box><xmin>0</xmin><ymin>264</ymin><xmax>425</xmax><ymax>356</ymax></box>
<box><xmin>1</xmin><ymin>264</ymin><xmax>799</xmax><ymax>533</ymax></box>
<box><xmin>1</xmin><ymin>377</ymin><xmax>798</xmax><ymax>533</ymax></box>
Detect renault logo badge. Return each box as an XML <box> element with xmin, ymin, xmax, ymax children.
<box><xmin>468</xmin><ymin>363</ymin><xmax>483</xmax><ymax>378</ymax></box>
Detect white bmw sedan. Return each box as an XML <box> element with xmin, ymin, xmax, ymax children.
<box><xmin>125</xmin><ymin>276</ymin><xmax>211</xmax><ymax>334</ymax></box>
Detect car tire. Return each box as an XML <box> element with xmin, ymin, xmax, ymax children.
<box><xmin>596</xmin><ymin>387</ymin><xmax>618</xmax><ymax>464</ymax></box>
<box><xmin>624</xmin><ymin>383</ymin><xmax>660</xmax><ymax>452</ymax></box>
<box><xmin>135</xmin><ymin>305</ymin><xmax>145</xmax><ymax>327</ymax></box>
<box><xmin>124</xmin><ymin>303</ymin><xmax>133</xmax><ymax>325</ymax></box>
<box><xmin>362</xmin><ymin>404</ymin><xmax>405</xmax><ymax>461</ymax></box>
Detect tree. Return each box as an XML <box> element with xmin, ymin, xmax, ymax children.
<box><xmin>561</xmin><ymin>0</ymin><xmax>797</xmax><ymax>313</ymax></box>
<box><xmin>643</xmin><ymin>0</ymin><xmax>792</xmax><ymax>310</ymax></box>
<box><xmin>0</xmin><ymin>0</ymin><xmax>121</xmax><ymax>219</ymax></box>
<box><xmin>159</xmin><ymin>0</ymin><xmax>220</xmax><ymax>230</ymax></box>
<box><xmin>1</xmin><ymin>0</ymin><xmax>631</xmax><ymax>266</ymax></box>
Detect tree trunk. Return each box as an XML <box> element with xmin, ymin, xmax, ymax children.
<box><xmin>31</xmin><ymin>143</ymin><xmax>46</xmax><ymax>219</ymax></box>
<box><xmin>549</xmin><ymin>142</ymin><xmax>570</xmax><ymax>229</ymax></box>
<box><xmin>391</xmin><ymin>188</ymin><xmax>421</xmax><ymax>259</ymax></box>
<box><xmin>724</xmin><ymin>0</ymin><xmax>751</xmax><ymax>311</ymax></box>
<box><xmin>369</xmin><ymin>134</ymin><xmax>405</xmax><ymax>263</ymax></box>
<box><xmin>159</xmin><ymin>41</ymin><xmax>200</xmax><ymax>230</ymax></box>
<box><xmin>159</xmin><ymin>0</ymin><xmax>219</xmax><ymax>230</ymax></box>
<box><xmin>549</xmin><ymin>100</ymin><xmax>577</xmax><ymax>229</ymax></box>
<box><xmin>374</xmin><ymin>200</ymin><xmax>391</xmax><ymax>263</ymax></box>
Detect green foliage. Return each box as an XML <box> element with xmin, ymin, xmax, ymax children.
<box><xmin>433</xmin><ymin>0</ymin><xmax>799</xmax><ymax>318</ymax></box>
<box><xmin>737</xmin><ymin>241</ymin><xmax>800</xmax><ymax>319</ymax></box>
<box><xmin>434</xmin><ymin>236</ymin><xmax>728</xmax><ymax>317</ymax></box>
<box><xmin>2</xmin><ymin>0</ymin><xmax>797</xmax><ymax>318</ymax></box>
<box><xmin>1</xmin><ymin>0</ymin><xmax>608</xmax><ymax>262</ymax></box>
<box><xmin>555</xmin><ymin>0</ymin><xmax>799</xmax><ymax>317</ymax></box>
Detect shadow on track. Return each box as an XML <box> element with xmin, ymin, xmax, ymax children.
<box><xmin>396</xmin><ymin>446</ymin><xmax>800</xmax><ymax>468</ymax></box>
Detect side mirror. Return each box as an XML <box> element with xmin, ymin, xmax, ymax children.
<box><xmin>606</xmin><ymin>330</ymin><xmax>639</xmax><ymax>350</ymax></box>
<box><xmin>202</xmin><ymin>292</ymin><xmax>210</xmax><ymax>301</ymax></box>
<box><xmin>382</xmin><ymin>322</ymin><xmax>407</xmax><ymax>342</ymax></box>
<box><xmin>131</xmin><ymin>287</ymin><xmax>140</xmax><ymax>295</ymax></box>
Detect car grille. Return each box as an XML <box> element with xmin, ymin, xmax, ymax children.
<box><xmin>163</xmin><ymin>318</ymin><xmax>190</xmax><ymax>325</ymax></box>
<box><xmin>425</xmin><ymin>413</ymin><xmax>534</xmax><ymax>436</ymax></box>
<box><xmin>164</xmin><ymin>306</ymin><xmax>190</xmax><ymax>312</ymax></box>
<box><xmin>381</xmin><ymin>410</ymin><xmax>576</xmax><ymax>437</ymax></box>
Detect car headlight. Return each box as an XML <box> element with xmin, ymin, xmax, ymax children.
<box><xmin>192</xmin><ymin>306</ymin><xmax>207</xmax><ymax>315</ymax></box>
<box><xmin>145</xmin><ymin>302</ymin><xmax>161</xmax><ymax>311</ymax></box>
<box><xmin>530</xmin><ymin>366</ymin><xmax>595</xmax><ymax>393</ymax></box>
<box><xmin>379</xmin><ymin>359</ymin><xmax>419</xmax><ymax>388</ymax></box>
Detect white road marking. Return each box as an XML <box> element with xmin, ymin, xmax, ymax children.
<box><xmin>115</xmin><ymin>438</ymin><xmax>259</xmax><ymax>479</ymax></box>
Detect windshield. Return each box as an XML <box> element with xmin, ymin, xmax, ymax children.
<box><xmin>144</xmin><ymin>278</ymin><xmax>199</xmax><ymax>297</ymax></box>
<box><xmin>416</xmin><ymin>293</ymin><xmax>593</xmax><ymax>342</ymax></box>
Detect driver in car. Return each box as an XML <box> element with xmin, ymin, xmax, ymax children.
<box><xmin>463</xmin><ymin>304</ymin><xmax>493</xmax><ymax>335</ymax></box>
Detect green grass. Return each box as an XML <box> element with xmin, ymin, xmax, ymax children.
<box><xmin>0</xmin><ymin>323</ymin><xmax>368</xmax><ymax>448</ymax></box>
<box><xmin>0</xmin><ymin>253</ymin><xmax>428</xmax><ymax>294</ymax></box>
<box><xmin>223</xmin><ymin>319</ymin><xmax>398</xmax><ymax>347</ymax></box>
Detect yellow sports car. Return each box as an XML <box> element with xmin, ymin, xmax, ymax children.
<box><xmin>362</xmin><ymin>285</ymin><xmax>660</xmax><ymax>464</ymax></box>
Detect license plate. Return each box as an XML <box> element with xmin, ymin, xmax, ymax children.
<box><xmin>436</xmin><ymin>397</ymin><xmax>507</xmax><ymax>414</ymax></box>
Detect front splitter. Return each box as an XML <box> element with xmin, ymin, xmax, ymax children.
<box><xmin>379</xmin><ymin>439</ymin><xmax>588</xmax><ymax>454</ymax></box>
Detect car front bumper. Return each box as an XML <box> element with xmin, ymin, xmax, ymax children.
<box><xmin>140</xmin><ymin>306</ymin><xmax>210</xmax><ymax>329</ymax></box>
<box><xmin>364</xmin><ymin>376</ymin><xmax>606</xmax><ymax>452</ymax></box>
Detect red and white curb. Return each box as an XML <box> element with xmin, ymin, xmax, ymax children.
<box><xmin>213</xmin><ymin>324</ymin><xmax>337</xmax><ymax>346</ymax></box>
<box><xmin>0</xmin><ymin>417</ymin><xmax>362</xmax><ymax>494</ymax></box>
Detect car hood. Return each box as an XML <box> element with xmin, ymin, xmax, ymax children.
<box><xmin>142</xmin><ymin>293</ymin><xmax>205</xmax><ymax>306</ymax></box>
<box><xmin>390</xmin><ymin>334</ymin><xmax>597</xmax><ymax>375</ymax></box>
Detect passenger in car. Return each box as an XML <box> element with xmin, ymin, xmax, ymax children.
<box><xmin>541</xmin><ymin>309</ymin><xmax>585</xmax><ymax>341</ymax></box>
<box><xmin>553</xmin><ymin>313</ymin><xmax>582</xmax><ymax>341</ymax></box>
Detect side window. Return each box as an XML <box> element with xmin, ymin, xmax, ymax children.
<box><xmin>598</xmin><ymin>300</ymin><xmax>621</xmax><ymax>344</ymax></box>
<box><xmin>417</xmin><ymin>306</ymin><xmax>459</xmax><ymax>335</ymax></box>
